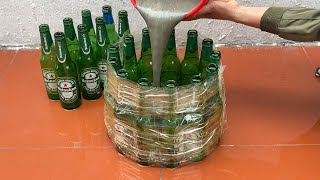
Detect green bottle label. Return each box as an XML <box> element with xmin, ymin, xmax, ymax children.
<box><xmin>42</xmin><ymin>69</ymin><xmax>58</xmax><ymax>93</ymax></box>
<box><xmin>57</xmin><ymin>77</ymin><xmax>79</xmax><ymax>103</ymax></box>
<box><xmin>97</xmin><ymin>26</ymin><xmax>106</xmax><ymax>46</ymax></box>
<box><xmin>81</xmin><ymin>67</ymin><xmax>100</xmax><ymax>94</ymax></box>
<box><xmin>41</xmin><ymin>32</ymin><xmax>53</xmax><ymax>55</ymax></box>
<box><xmin>56</xmin><ymin>41</ymin><xmax>67</xmax><ymax>63</ymax></box>
<box><xmin>79</xmin><ymin>33</ymin><xmax>91</xmax><ymax>55</ymax></box>
<box><xmin>98</xmin><ymin>62</ymin><xmax>108</xmax><ymax>83</ymax></box>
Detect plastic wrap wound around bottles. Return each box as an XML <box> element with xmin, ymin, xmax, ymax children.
<box><xmin>104</xmin><ymin>62</ymin><xmax>226</xmax><ymax>168</ymax></box>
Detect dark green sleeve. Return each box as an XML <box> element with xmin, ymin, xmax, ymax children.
<box><xmin>261</xmin><ymin>7</ymin><xmax>320</xmax><ymax>42</ymax></box>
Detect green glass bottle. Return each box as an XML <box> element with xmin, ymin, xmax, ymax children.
<box><xmin>202</xmin><ymin>63</ymin><xmax>218</xmax><ymax>80</ymax></box>
<box><xmin>102</xmin><ymin>5</ymin><xmax>119</xmax><ymax>44</ymax></box>
<box><xmin>118</xmin><ymin>10</ymin><xmax>130</xmax><ymax>38</ymax></box>
<box><xmin>117</xmin><ymin>69</ymin><xmax>129</xmax><ymax>79</ymax></box>
<box><xmin>123</xmin><ymin>34</ymin><xmax>138</xmax><ymax>82</ymax></box>
<box><xmin>95</xmin><ymin>17</ymin><xmax>110</xmax><ymax>87</ymax></box>
<box><xmin>54</xmin><ymin>32</ymin><xmax>82</xmax><ymax>110</ymax></box>
<box><xmin>138</xmin><ymin>28</ymin><xmax>153</xmax><ymax>83</ymax></box>
<box><xmin>108</xmin><ymin>44</ymin><xmax>122</xmax><ymax>72</ymax></box>
<box><xmin>210</xmin><ymin>51</ymin><xmax>221</xmax><ymax>67</ymax></box>
<box><xmin>200</xmin><ymin>38</ymin><xmax>213</xmax><ymax>76</ymax></box>
<box><xmin>39</xmin><ymin>24</ymin><xmax>59</xmax><ymax>100</ymax></box>
<box><xmin>63</xmin><ymin>18</ymin><xmax>79</xmax><ymax>68</ymax></box>
<box><xmin>160</xmin><ymin>29</ymin><xmax>181</xmax><ymax>87</ymax></box>
<box><xmin>77</xmin><ymin>24</ymin><xmax>102</xmax><ymax>100</ymax></box>
<box><xmin>212</xmin><ymin>49</ymin><xmax>221</xmax><ymax>59</ymax></box>
<box><xmin>180</xmin><ymin>30</ymin><xmax>200</xmax><ymax>86</ymax></box>
<box><xmin>82</xmin><ymin>9</ymin><xmax>97</xmax><ymax>52</ymax></box>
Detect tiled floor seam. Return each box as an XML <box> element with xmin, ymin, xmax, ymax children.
<box><xmin>0</xmin><ymin>146</ymin><xmax>115</xmax><ymax>150</ymax></box>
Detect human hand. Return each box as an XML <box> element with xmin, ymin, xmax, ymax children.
<box><xmin>185</xmin><ymin>0</ymin><xmax>240</xmax><ymax>21</ymax></box>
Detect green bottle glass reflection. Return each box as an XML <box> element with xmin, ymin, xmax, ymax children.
<box><xmin>180</xmin><ymin>30</ymin><xmax>200</xmax><ymax>86</ymax></box>
<box><xmin>54</xmin><ymin>32</ymin><xmax>82</xmax><ymax>110</ymax></box>
<box><xmin>202</xmin><ymin>63</ymin><xmax>218</xmax><ymax>80</ymax></box>
<box><xmin>118</xmin><ymin>10</ymin><xmax>130</xmax><ymax>38</ymax></box>
<box><xmin>160</xmin><ymin>29</ymin><xmax>181</xmax><ymax>87</ymax></box>
<box><xmin>138</xmin><ymin>28</ymin><xmax>153</xmax><ymax>83</ymax></box>
<box><xmin>102</xmin><ymin>5</ymin><xmax>119</xmax><ymax>44</ymax></box>
<box><xmin>82</xmin><ymin>9</ymin><xmax>97</xmax><ymax>52</ymax></box>
<box><xmin>210</xmin><ymin>51</ymin><xmax>221</xmax><ymax>67</ymax></box>
<box><xmin>108</xmin><ymin>44</ymin><xmax>122</xmax><ymax>72</ymax></box>
<box><xmin>117</xmin><ymin>69</ymin><xmax>129</xmax><ymax>79</ymax></box>
<box><xmin>39</xmin><ymin>24</ymin><xmax>59</xmax><ymax>100</ymax></box>
<box><xmin>63</xmin><ymin>18</ymin><xmax>79</xmax><ymax>68</ymax></box>
<box><xmin>77</xmin><ymin>24</ymin><xmax>102</xmax><ymax>100</ymax></box>
<box><xmin>95</xmin><ymin>17</ymin><xmax>110</xmax><ymax>87</ymax></box>
<box><xmin>200</xmin><ymin>38</ymin><xmax>213</xmax><ymax>76</ymax></box>
<box><xmin>123</xmin><ymin>35</ymin><xmax>138</xmax><ymax>82</ymax></box>
<box><xmin>212</xmin><ymin>49</ymin><xmax>221</xmax><ymax>59</ymax></box>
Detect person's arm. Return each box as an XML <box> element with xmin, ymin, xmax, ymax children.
<box><xmin>188</xmin><ymin>0</ymin><xmax>320</xmax><ymax>42</ymax></box>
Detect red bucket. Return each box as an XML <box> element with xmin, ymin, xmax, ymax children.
<box><xmin>130</xmin><ymin>0</ymin><xmax>207</xmax><ymax>20</ymax></box>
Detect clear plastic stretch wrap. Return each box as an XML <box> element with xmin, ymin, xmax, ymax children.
<box><xmin>104</xmin><ymin>63</ymin><xmax>226</xmax><ymax>168</ymax></box>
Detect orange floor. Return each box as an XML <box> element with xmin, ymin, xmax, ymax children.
<box><xmin>0</xmin><ymin>46</ymin><xmax>320</xmax><ymax>180</ymax></box>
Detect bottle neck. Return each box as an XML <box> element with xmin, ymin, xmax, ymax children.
<box><xmin>118</xmin><ymin>17</ymin><xmax>130</xmax><ymax>38</ymax></box>
<box><xmin>64</xmin><ymin>24</ymin><xmax>77</xmax><ymax>41</ymax></box>
<box><xmin>165</xmin><ymin>33</ymin><xmax>177</xmax><ymax>56</ymax></box>
<box><xmin>124</xmin><ymin>41</ymin><xmax>137</xmax><ymax>64</ymax></box>
<box><xmin>109</xmin><ymin>50</ymin><xmax>120</xmax><ymax>61</ymax></box>
<box><xmin>78</xmin><ymin>31</ymin><xmax>93</xmax><ymax>55</ymax></box>
<box><xmin>82</xmin><ymin>17</ymin><xmax>94</xmax><ymax>31</ymax></box>
<box><xmin>185</xmin><ymin>36</ymin><xmax>198</xmax><ymax>59</ymax></box>
<box><xmin>200</xmin><ymin>46</ymin><xmax>212</xmax><ymax>61</ymax></box>
<box><xmin>141</xmin><ymin>34</ymin><xmax>151</xmax><ymax>53</ymax></box>
<box><xmin>55</xmin><ymin>38</ymin><xmax>71</xmax><ymax>63</ymax></box>
<box><xmin>103</xmin><ymin>12</ymin><xmax>114</xmax><ymax>25</ymax></box>
<box><xmin>40</xmin><ymin>31</ymin><xmax>54</xmax><ymax>54</ymax></box>
<box><xmin>96</xmin><ymin>24</ymin><xmax>109</xmax><ymax>48</ymax></box>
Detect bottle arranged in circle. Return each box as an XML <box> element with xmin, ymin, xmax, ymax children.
<box><xmin>117</xmin><ymin>69</ymin><xmax>129</xmax><ymax>79</ymax></box>
<box><xmin>200</xmin><ymin>38</ymin><xmax>213</xmax><ymax>76</ymax></box>
<box><xmin>123</xmin><ymin>34</ymin><xmax>138</xmax><ymax>82</ymax></box>
<box><xmin>39</xmin><ymin>24</ymin><xmax>59</xmax><ymax>100</ymax></box>
<box><xmin>63</xmin><ymin>17</ymin><xmax>79</xmax><ymax>69</ymax></box>
<box><xmin>118</xmin><ymin>10</ymin><xmax>130</xmax><ymax>38</ymax></box>
<box><xmin>108</xmin><ymin>44</ymin><xmax>122</xmax><ymax>72</ymax></box>
<box><xmin>102</xmin><ymin>5</ymin><xmax>119</xmax><ymax>44</ymax></box>
<box><xmin>95</xmin><ymin>17</ymin><xmax>110</xmax><ymax>87</ymax></box>
<box><xmin>77</xmin><ymin>24</ymin><xmax>102</xmax><ymax>100</ymax></box>
<box><xmin>161</xmin><ymin>29</ymin><xmax>181</xmax><ymax>87</ymax></box>
<box><xmin>54</xmin><ymin>32</ymin><xmax>82</xmax><ymax>110</ymax></box>
<box><xmin>210</xmin><ymin>51</ymin><xmax>221</xmax><ymax>67</ymax></box>
<box><xmin>180</xmin><ymin>30</ymin><xmax>200</xmax><ymax>86</ymax></box>
<box><xmin>82</xmin><ymin>9</ymin><xmax>97</xmax><ymax>52</ymax></box>
<box><xmin>203</xmin><ymin>63</ymin><xmax>218</xmax><ymax>80</ymax></box>
<box><xmin>138</xmin><ymin>28</ymin><xmax>153</xmax><ymax>83</ymax></box>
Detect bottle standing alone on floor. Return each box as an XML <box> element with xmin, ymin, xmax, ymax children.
<box><xmin>95</xmin><ymin>17</ymin><xmax>110</xmax><ymax>87</ymax></box>
<box><xmin>54</xmin><ymin>32</ymin><xmax>82</xmax><ymax>110</ymax></box>
<box><xmin>39</xmin><ymin>24</ymin><xmax>59</xmax><ymax>100</ymax></box>
<box><xmin>138</xmin><ymin>28</ymin><xmax>153</xmax><ymax>83</ymax></box>
<box><xmin>102</xmin><ymin>5</ymin><xmax>119</xmax><ymax>44</ymax></box>
<box><xmin>180</xmin><ymin>30</ymin><xmax>200</xmax><ymax>86</ymax></box>
<box><xmin>123</xmin><ymin>34</ymin><xmax>138</xmax><ymax>82</ymax></box>
<box><xmin>77</xmin><ymin>24</ymin><xmax>102</xmax><ymax>100</ymax></box>
<box><xmin>160</xmin><ymin>29</ymin><xmax>181</xmax><ymax>87</ymax></box>
<box><xmin>82</xmin><ymin>9</ymin><xmax>97</xmax><ymax>52</ymax></box>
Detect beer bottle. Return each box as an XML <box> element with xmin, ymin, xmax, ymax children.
<box><xmin>117</xmin><ymin>69</ymin><xmax>129</xmax><ymax>79</ymax></box>
<box><xmin>54</xmin><ymin>32</ymin><xmax>82</xmax><ymax>110</ymax></box>
<box><xmin>200</xmin><ymin>38</ymin><xmax>213</xmax><ymax>76</ymax></box>
<box><xmin>123</xmin><ymin>34</ymin><xmax>138</xmax><ymax>82</ymax></box>
<box><xmin>63</xmin><ymin>18</ymin><xmax>79</xmax><ymax>69</ymax></box>
<box><xmin>202</xmin><ymin>63</ymin><xmax>218</xmax><ymax>80</ymax></box>
<box><xmin>95</xmin><ymin>17</ymin><xmax>110</xmax><ymax>86</ymax></box>
<box><xmin>108</xmin><ymin>44</ymin><xmax>122</xmax><ymax>72</ymax></box>
<box><xmin>160</xmin><ymin>29</ymin><xmax>181</xmax><ymax>87</ymax></box>
<box><xmin>180</xmin><ymin>30</ymin><xmax>200</xmax><ymax>86</ymax></box>
<box><xmin>137</xmin><ymin>28</ymin><xmax>153</xmax><ymax>83</ymax></box>
<box><xmin>82</xmin><ymin>9</ymin><xmax>97</xmax><ymax>51</ymax></box>
<box><xmin>212</xmin><ymin>49</ymin><xmax>221</xmax><ymax>59</ymax></box>
<box><xmin>210</xmin><ymin>51</ymin><xmax>221</xmax><ymax>67</ymax></box>
<box><xmin>102</xmin><ymin>5</ymin><xmax>119</xmax><ymax>44</ymax></box>
<box><xmin>39</xmin><ymin>24</ymin><xmax>59</xmax><ymax>100</ymax></box>
<box><xmin>77</xmin><ymin>24</ymin><xmax>102</xmax><ymax>100</ymax></box>
<box><xmin>118</xmin><ymin>10</ymin><xmax>130</xmax><ymax>38</ymax></box>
